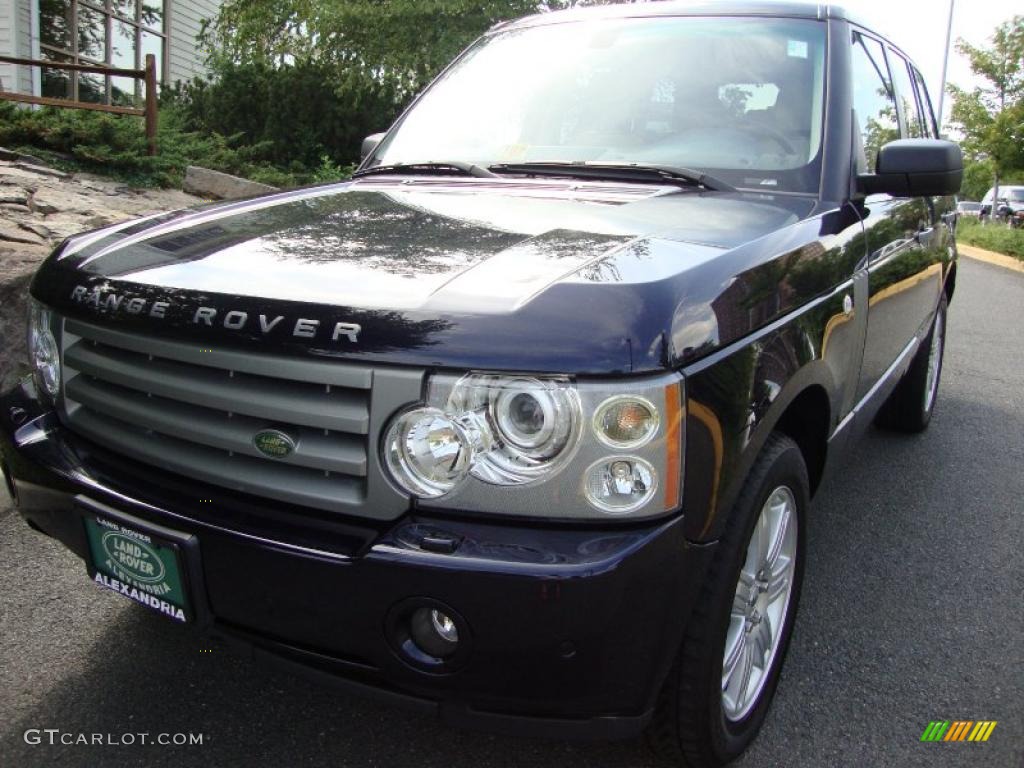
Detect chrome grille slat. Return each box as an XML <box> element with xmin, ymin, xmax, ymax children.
<box><xmin>65</xmin><ymin>342</ymin><xmax>369</xmax><ymax>433</ymax></box>
<box><xmin>65</xmin><ymin>375</ymin><xmax>367</xmax><ymax>476</ymax></box>
<box><xmin>69</xmin><ymin>409</ymin><xmax>364</xmax><ymax>510</ymax></box>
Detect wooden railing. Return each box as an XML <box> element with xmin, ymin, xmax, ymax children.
<box><xmin>0</xmin><ymin>53</ymin><xmax>158</xmax><ymax>155</ymax></box>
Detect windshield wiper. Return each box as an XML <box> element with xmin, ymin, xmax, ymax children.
<box><xmin>352</xmin><ymin>161</ymin><xmax>497</xmax><ymax>179</ymax></box>
<box><xmin>487</xmin><ymin>162</ymin><xmax>735</xmax><ymax>192</ymax></box>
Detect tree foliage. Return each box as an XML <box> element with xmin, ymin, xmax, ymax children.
<box><xmin>948</xmin><ymin>16</ymin><xmax>1024</xmax><ymax>193</ymax></box>
<box><xmin>199</xmin><ymin>1</ymin><xmax>617</xmax><ymax>103</ymax></box>
<box><xmin>201</xmin><ymin>1</ymin><xmax>537</xmax><ymax>101</ymax></box>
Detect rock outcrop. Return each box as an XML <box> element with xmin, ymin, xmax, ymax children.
<box><xmin>0</xmin><ymin>154</ymin><xmax>201</xmax><ymax>391</ymax></box>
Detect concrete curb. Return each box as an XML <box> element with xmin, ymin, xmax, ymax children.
<box><xmin>958</xmin><ymin>243</ymin><xmax>1024</xmax><ymax>275</ymax></box>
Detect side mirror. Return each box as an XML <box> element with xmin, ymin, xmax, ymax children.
<box><xmin>360</xmin><ymin>132</ymin><xmax>386</xmax><ymax>161</ymax></box>
<box><xmin>858</xmin><ymin>139</ymin><xmax>962</xmax><ymax>197</ymax></box>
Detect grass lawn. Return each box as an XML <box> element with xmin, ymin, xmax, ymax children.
<box><xmin>957</xmin><ymin>217</ymin><xmax>1024</xmax><ymax>261</ymax></box>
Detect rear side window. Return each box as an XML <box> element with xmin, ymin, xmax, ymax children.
<box><xmin>888</xmin><ymin>50</ymin><xmax>926</xmax><ymax>138</ymax></box>
<box><xmin>912</xmin><ymin>66</ymin><xmax>939</xmax><ymax>138</ymax></box>
<box><xmin>850</xmin><ymin>32</ymin><xmax>898</xmax><ymax>172</ymax></box>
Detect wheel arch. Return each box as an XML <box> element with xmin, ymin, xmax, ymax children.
<box><xmin>771</xmin><ymin>384</ymin><xmax>831</xmax><ymax>497</ymax></box>
<box><xmin>683</xmin><ymin>345</ymin><xmax>840</xmax><ymax>543</ymax></box>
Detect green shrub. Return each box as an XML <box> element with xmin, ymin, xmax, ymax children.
<box><xmin>0</xmin><ymin>99</ymin><xmax>355</xmax><ymax>189</ymax></box>
<box><xmin>958</xmin><ymin>217</ymin><xmax>1024</xmax><ymax>260</ymax></box>
<box><xmin>162</xmin><ymin>60</ymin><xmax>398</xmax><ymax>173</ymax></box>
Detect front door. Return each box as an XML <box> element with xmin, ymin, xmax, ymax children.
<box><xmin>849</xmin><ymin>31</ymin><xmax>944</xmax><ymax>401</ymax></box>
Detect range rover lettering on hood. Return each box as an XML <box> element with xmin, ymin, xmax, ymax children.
<box><xmin>69</xmin><ymin>284</ymin><xmax>362</xmax><ymax>342</ymax></box>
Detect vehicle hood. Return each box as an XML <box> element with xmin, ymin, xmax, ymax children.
<box><xmin>33</xmin><ymin>178</ymin><xmax>821</xmax><ymax>373</ymax></box>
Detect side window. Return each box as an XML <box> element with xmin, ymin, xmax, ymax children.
<box><xmin>912</xmin><ymin>67</ymin><xmax>939</xmax><ymax>138</ymax></box>
<box><xmin>889</xmin><ymin>51</ymin><xmax>926</xmax><ymax>138</ymax></box>
<box><xmin>850</xmin><ymin>33</ymin><xmax>898</xmax><ymax>172</ymax></box>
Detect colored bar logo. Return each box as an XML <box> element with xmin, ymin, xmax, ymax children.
<box><xmin>921</xmin><ymin>721</ymin><xmax>997</xmax><ymax>742</ymax></box>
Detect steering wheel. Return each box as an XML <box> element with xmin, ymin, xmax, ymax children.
<box><xmin>734</xmin><ymin>123</ymin><xmax>797</xmax><ymax>156</ymax></box>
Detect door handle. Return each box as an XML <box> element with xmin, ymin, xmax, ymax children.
<box><xmin>915</xmin><ymin>227</ymin><xmax>935</xmax><ymax>246</ymax></box>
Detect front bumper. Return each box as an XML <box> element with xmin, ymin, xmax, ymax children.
<box><xmin>1</xmin><ymin>377</ymin><xmax>715</xmax><ymax>740</ymax></box>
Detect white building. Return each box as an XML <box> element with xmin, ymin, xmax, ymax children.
<box><xmin>0</xmin><ymin>0</ymin><xmax>222</xmax><ymax>104</ymax></box>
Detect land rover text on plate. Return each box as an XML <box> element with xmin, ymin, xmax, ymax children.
<box><xmin>1</xmin><ymin>2</ymin><xmax>961</xmax><ymax>765</ymax></box>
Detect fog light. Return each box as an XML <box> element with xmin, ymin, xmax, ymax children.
<box><xmin>410</xmin><ymin>607</ymin><xmax>459</xmax><ymax>659</ymax></box>
<box><xmin>594</xmin><ymin>396</ymin><xmax>658</xmax><ymax>448</ymax></box>
<box><xmin>584</xmin><ymin>456</ymin><xmax>657</xmax><ymax>514</ymax></box>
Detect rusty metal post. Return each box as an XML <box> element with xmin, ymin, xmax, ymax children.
<box><xmin>144</xmin><ymin>54</ymin><xmax>158</xmax><ymax>156</ymax></box>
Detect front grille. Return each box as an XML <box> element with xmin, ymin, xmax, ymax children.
<box><xmin>59</xmin><ymin>317</ymin><xmax>422</xmax><ymax>519</ymax></box>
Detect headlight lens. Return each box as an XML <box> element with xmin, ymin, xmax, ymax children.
<box><xmin>448</xmin><ymin>374</ymin><xmax>580</xmax><ymax>484</ymax></box>
<box><xmin>385</xmin><ymin>408</ymin><xmax>474</xmax><ymax>497</ymax></box>
<box><xmin>383</xmin><ymin>371</ymin><xmax>683</xmax><ymax>520</ymax></box>
<box><xmin>27</xmin><ymin>298</ymin><xmax>59</xmax><ymax>400</ymax></box>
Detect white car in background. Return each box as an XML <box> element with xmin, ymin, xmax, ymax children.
<box><xmin>980</xmin><ymin>185</ymin><xmax>1024</xmax><ymax>224</ymax></box>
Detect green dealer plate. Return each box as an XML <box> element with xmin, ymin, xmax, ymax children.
<box><xmin>84</xmin><ymin>515</ymin><xmax>191</xmax><ymax>623</ymax></box>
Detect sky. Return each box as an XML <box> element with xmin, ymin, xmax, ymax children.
<box><xmin>847</xmin><ymin>0</ymin><xmax>1021</xmax><ymax>126</ymax></box>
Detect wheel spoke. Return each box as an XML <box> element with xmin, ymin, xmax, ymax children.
<box><xmin>765</xmin><ymin>502</ymin><xmax>790</xmax><ymax>569</ymax></box>
<box><xmin>732</xmin><ymin>589</ymin><xmax>750</xmax><ymax>618</ymax></box>
<box><xmin>757</xmin><ymin>509</ymin><xmax>772</xmax><ymax>564</ymax></box>
<box><xmin>722</xmin><ymin>630</ymin><xmax>746</xmax><ymax>688</ymax></box>
<box><xmin>766</xmin><ymin>556</ymin><xmax>791</xmax><ymax>603</ymax></box>
<box><xmin>736</xmin><ymin>642</ymin><xmax>755</xmax><ymax>708</ymax></box>
<box><xmin>738</xmin><ymin>565</ymin><xmax>756</xmax><ymax>590</ymax></box>
<box><xmin>752</xmin><ymin>614</ymin><xmax>773</xmax><ymax>665</ymax></box>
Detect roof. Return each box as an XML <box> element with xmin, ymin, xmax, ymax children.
<box><xmin>497</xmin><ymin>1</ymin><xmax>871</xmax><ymax>34</ymax></box>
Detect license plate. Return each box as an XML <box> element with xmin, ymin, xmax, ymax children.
<box><xmin>83</xmin><ymin>514</ymin><xmax>191</xmax><ymax>623</ymax></box>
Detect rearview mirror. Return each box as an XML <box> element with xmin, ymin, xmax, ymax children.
<box><xmin>858</xmin><ymin>139</ymin><xmax>962</xmax><ymax>197</ymax></box>
<box><xmin>361</xmin><ymin>133</ymin><xmax>386</xmax><ymax>161</ymax></box>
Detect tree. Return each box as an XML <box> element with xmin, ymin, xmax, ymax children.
<box><xmin>948</xmin><ymin>16</ymin><xmax>1024</xmax><ymax>204</ymax></box>
<box><xmin>200</xmin><ymin>1</ymin><xmax>624</xmax><ymax>105</ymax></box>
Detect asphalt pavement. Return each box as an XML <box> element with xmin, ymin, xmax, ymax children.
<box><xmin>1</xmin><ymin>256</ymin><xmax>1021</xmax><ymax>768</ymax></box>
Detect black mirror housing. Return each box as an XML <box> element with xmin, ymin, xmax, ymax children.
<box><xmin>361</xmin><ymin>133</ymin><xmax>386</xmax><ymax>161</ymax></box>
<box><xmin>858</xmin><ymin>139</ymin><xmax>963</xmax><ymax>197</ymax></box>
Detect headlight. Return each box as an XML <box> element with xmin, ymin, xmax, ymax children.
<box><xmin>383</xmin><ymin>371</ymin><xmax>683</xmax><ymax>520</ymax></box>
<box><xmin>27</xmin><ymin>298</ymin><xmax>59</xmax><ymax>400</ymax></box>
<box><xmin>385</xmin><ymin>408</ymin><xmax>475</xmax><ymax>498</ymax></box>
<box><xmin>448</xmin><ymin>374</ymin><xmax>581</xmax><ymax>484</ymax></box>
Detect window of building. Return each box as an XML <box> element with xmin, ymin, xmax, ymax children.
<box><xmin>39</xmin><ymin>0</ymin><xmax>165</xmax><ymax>106</ymax></box>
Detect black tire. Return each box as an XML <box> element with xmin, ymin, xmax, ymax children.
<box><xmin>646</xmin><ymin>433</ymin><xmax>808</xmax><ymax>767</ymax></box>
<box><xmin>875</xmin><ymin>294</ymin><xmax>947</xmax><ymax>433</ymax></box>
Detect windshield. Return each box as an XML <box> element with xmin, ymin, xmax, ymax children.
<box><xmin>369</xmin><ymin>17</ymin><xmax>827</xmax><ymax>194</ymax></box>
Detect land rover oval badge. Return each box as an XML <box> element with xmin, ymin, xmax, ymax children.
<box><xmin>253</xmin><ymin>429</ymin><xmax>296</xmax><ymax>459</ymax></box>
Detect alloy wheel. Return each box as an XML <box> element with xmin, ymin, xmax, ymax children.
<box><xmin>721</xmin><ymin>485</ymin><xmax>798</xmax><ymax>721</ymax></box>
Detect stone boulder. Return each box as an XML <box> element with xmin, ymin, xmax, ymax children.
<box><xmin>182</xmin><ymin>166</ymin><xmax>278</xmax><ymax>201</ymax></box>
